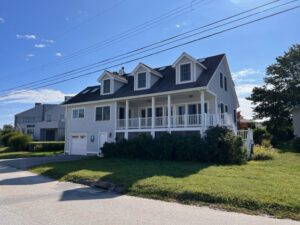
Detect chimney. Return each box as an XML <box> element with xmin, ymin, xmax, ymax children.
<box><xmin>35</xmin><ymin>103</ymin><xmax>42</xmax><ymax>106</ymax></box>
<box><xmin>119</xmin><ymin>67</ymin><xmax>125</xmax><ymax>76</ymax></box>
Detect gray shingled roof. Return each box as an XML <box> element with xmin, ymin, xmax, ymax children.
<box><xmin>64</xmin><ymin>54</ymin><xmax>224</xmax><ymax>105</ymax></box>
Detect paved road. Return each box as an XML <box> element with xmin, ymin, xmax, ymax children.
<box><xmin>0</xmin><ymin>165</ymin><xmax>299</xmax><ymax>225</ymax></box>
<box><xmin>0</xmin><ymin>155</ymin><xmax>84</xmax><ymax>169</ymax></box>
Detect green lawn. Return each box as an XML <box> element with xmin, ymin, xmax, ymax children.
<box><xmin>29</xmin><ymin>146</ymin><xmax>300</xmax><ymax>220</ymax></box>
<box><xmin>0</xmin><ymin>147</ymin><xmax>63</xmax><ymax>159</ymax></box>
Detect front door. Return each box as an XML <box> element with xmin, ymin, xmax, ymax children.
<box><xmin>98</xmin><ymin>132</ymin><xmax>108</xmax><ymax>153</ymax></box>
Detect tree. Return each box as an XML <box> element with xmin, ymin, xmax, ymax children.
<box><xmin>247</xmin><ymin>44</ymin><xmax>300</xmax><ymax>140</ymax></box>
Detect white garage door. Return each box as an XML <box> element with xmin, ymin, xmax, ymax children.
<box><xmin>71</xmin><ymin>134</ymin><xmax>87</xmax><ymax>155</ymax></box>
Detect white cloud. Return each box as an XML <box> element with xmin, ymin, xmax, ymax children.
<box><xmin>0</xmin><ymin>89</ymin><xmax>74</xmax><ymax>104</ymax></box>
<box><xmin>235</xmin><ymin>83</ymin><xmax>258</xmax><ymax>97</ymax></box>
<box><xmin>34</xmin><ymin>44</ymin><xmax>46</xmax><ymax>48</ymax></box>
<box><xmin>238</xmin><ymin>97</ymin><xmax>254</xmax><ymax>119</ymax></box>
<box><xmin>0</xmin><ymin>17</ymin><xmax>5</xmax><ymax>23</ymax></box>
<box><xmin>43</xmin><ymin>39</ymin><xmax>55</xmax><ymax>43</ymax></box>
<box><xmin>26</xmin><ymin>53</ymin><xmax>35</xmax><ymax>57</ymax></box>
<box><xmin>55</xmin><ymin>52</ymin><xmax>62</xmax><ymax>57</ymax></box>
<box><xmin>232</xmin><ymin>68</ymin><xmax>261</xmax><ymax>81</ymax></box>
<box><xmin>16</xmin><ymin>34</ymin><xmax>37</xmax><ymax>40</ymax></box>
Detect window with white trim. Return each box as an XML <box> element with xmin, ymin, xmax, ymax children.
<box><xmin>96</xmin><ymin>106</ymin><xmax>110</xmax><ymax>121</ymax></box>
<box><xmin>180</xmin><ymin>63</ymin><xmax>191</xmax><ymax>82</ymax></box>
<box><xmin>73</xmin><ymin>108</ymin><xmax>84</xmax><ymax>119</ymax></box>
<box><xmin>103</xmin><ymin>79</ymin><xmax>111</xmax><ymax>94</ymax></box>
<box><xmin>137</xmin><ymin>72</ymin><xmax>146</xmax><ymax>89</ymax></box>
<box><xmin>220</xmin><ymin>73</ymin><xmax>223</xmax><ymax>88</ymax></box>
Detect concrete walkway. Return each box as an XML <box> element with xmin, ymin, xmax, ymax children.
<box><xmin>0</xmin><ymin>164</ymin><xmax>299</xmax><ymax>225</ymax></box>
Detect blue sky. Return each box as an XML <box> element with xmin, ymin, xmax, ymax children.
<box><xmin>0</xmin><ymin>0</ymin><xmax>299</xmax><ymax>127</ymax></box>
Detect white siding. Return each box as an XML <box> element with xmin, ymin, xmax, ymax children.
<box><xmin>207</xmin><ymin>56</ymin><xmax>239</xmax><ymax>121</ymax></box>
<box><xmin>64</xmin><ymin>102</ymin><xmax>116</xmax><ymax>154</ymax></box>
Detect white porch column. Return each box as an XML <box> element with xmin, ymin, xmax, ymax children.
<box><xmin>167</xmin><ymin>95</ymin><xmax>171</xmax><ymax>132</ymax></box>
<box><xmin>200</xmin><ymin>91</ymin><xmax>205</xmax><ymax>135</ymax></box>
<box><xmin>151</xmin><ymin>96</ymin><xmax>155</xmax><ymax>138</ymax></box>
<box><xmin>125</xmin><ymin>100</ymin><xmax>129</xmax><ymax>139</ymax></box>
<box><xmin>215</xmin><ymin>97</ymin><xmax>219</xmax><ymax>126</ymax></box>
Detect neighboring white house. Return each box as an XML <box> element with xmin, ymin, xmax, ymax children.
<box><xmin>293</xmin><ymin>105</ymin><xmax>300</xmax><ymax>137</ymax></box>
<box><xmin>63</xmin><ymin>53</ymin><xmax>240</xmax><ymax>155</ymax></box>
<box><xmin>15</xmin><ymin>103</ymin><xmax>65</xmax><ymax>141</ymax></box>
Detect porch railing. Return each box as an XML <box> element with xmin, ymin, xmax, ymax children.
<box><xmin>117</xmin><ymin>113</ymin><xmax>235</xmax><ymax>130</ymax></box>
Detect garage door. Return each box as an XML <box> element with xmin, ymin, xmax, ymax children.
<box><xmin>71</xmin><ymin>134</ymin><xmax>87</xmax><ymax>155</ymax></box>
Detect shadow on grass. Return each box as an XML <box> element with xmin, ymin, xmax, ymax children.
<box><xmin>34</xmin><ymin>157</ymin><xmax>211</xmax><ymax>194</ymax></box>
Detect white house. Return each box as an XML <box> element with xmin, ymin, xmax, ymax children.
<box><xmin>63</xmin><ymin>53</ymin><xmax>240</xmax><ymax>155</ymax></box>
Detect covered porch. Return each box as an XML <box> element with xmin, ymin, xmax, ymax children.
<box><xmin>115</xmin><ymin>90</ymin><xmax>236</xmax><ymax>138</ymax></box>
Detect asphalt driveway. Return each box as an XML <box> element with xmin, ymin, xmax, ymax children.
<box><xmin>0</xmin><ymin>164</ymin><xmax>299</xmax><ymax>225</ymax></box>
<box><xmin>0</xmin><ymin>155</ymin><xmax>84</xmax><ymax>169</ymax></box>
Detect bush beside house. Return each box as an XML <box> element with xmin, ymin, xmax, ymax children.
<box><xmin>102</xmin><ymin>126</ymin><xmax>246</xmax><ymax>164</ymax></box>
<box><xmin>8</xmin><ymin>134</ymin><xmax>32</xmax><ymax>151</ymax></box>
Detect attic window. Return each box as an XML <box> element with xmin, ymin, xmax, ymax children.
<box><xmin>82</xmin><ymin>89</ymin><xmax>90</xmax><ymax>94</ymax></box>
<box><xmin>180</xmin><ymin>63</ymin><xmax>191</xmax><ymax>82</ymax></box>
<box><xmin>137</xmin><ymin>72</ymin><xmax>146</xmax><ymax>89</ymax></box>
<box><xmin>91</xmin><ymin>87</ymin><xmax>99</xmax><ymax>93</ymax></box>
<box><xmin>103</xmin><ymin>79</ymin><xmax>111</xmax><ymax>94</ymax></box>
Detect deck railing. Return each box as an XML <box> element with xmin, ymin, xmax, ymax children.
<box><xmin>117</xmin><ymin>113</ymin><xmax>235</xmax><ymax>130</ymax></box>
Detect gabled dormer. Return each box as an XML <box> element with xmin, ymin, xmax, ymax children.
<box><xmin>97</xmin><ymin>70</ymin><xmax>128</xmax><ymax>95</ymax></box>
<box><xmin>172</xmin><ymin>52</ymin><xmax>207</xmax><ymax>85</ymax></box>
<box><xmin>132</xmin><ymin>63</ymin><xmax>163</xmax><ymax>91</ymax></box>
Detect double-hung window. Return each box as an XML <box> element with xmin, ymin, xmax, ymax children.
<box><xmin>224</xmin><ymin>76</ymin><xmax>228</xmax><ymax>91</ymax></box>
<box><xmin>220</xmin><ymin>73</ymin><xmax>223</xmax><ymax>88</ymax></box>
<box><xmin>180</xmin><ymin>63</ymin><xmax>191</xmax><ymax>82</ymax></box>
<box><xmin>137</xmin><ymin>72</ymin><xmax>146</xmax><ymax>89</ymax></box>
<box><xmin>96</xmin><ymin>106</ymin><xmax>110</xmax><ymax>121</ymax></box>
<box><xmin>73</xmin><ymin>109</ymin><xmax>84</xmax><ymax>119</ymax></box>
<box><xmin>103</xmin><ymin>79</ymin><xmax>111</xmax><ymax>94</ymax></box>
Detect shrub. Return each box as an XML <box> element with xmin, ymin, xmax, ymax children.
<box><xmin>293</xmin><ymin>137</ymin><xmax>300</xmax><ymax>152</ymax></box>
<box><xmin>27</xmin><ymin>142</ymin><xmax>65</xmax><ymax>151</ymax></box>
<box><xmin>252</xmin><ymin>146</ymin><xmax>276</xmax><ymax>161</ymax></box>
<box><xmin>253</xmin><ymin>128</ymin><xmax>270</xmax><ymax>145</ymax></box>
<box><xmin>261</xmin><ymin>139</ymin><xmax>272</xmax><ymax>148</ymax></box>
<box><xmin>102</xmin><ymin>127</ymin><xmax>246</xmax><ymax>164</ymax></box>
<box><xmin>205</xmin><ymin>126</ymin><xmax>246</xmax><ymax>164</ymax></box>
<box><xmin>1</xmin><ymin>132</ymin><xmax>19</xmax><ymax>146</ymax></box>
<box><xmin>8</xmin><ymin>134</ymin><xmax>32</xmax><ymax>151</ymax></box>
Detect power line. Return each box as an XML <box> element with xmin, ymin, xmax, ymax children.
<box><xmin>1</xmin><ymin>0</ymin><xmax>208</xmax><ymax>81</ymax></box>
<box><xmin>0</xmin><ymin>0</ymin><xmax>289</xmax><ymax>93</ymax></box>
<box><xmin>1</xmin><ymin>5</ymin><xmax>298</xmax><ymax>99</ymax></box>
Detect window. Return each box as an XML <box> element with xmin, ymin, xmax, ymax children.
<box><xmin>27</xmin><ymin>128</ymin><xmax>34</xmax><ymax>136</ymax></box>
<box><xmin>196</xmin><ymin>103</ymin><xmax>208</xmax><ymax>114</ymax></box>
<box><xmin>137</xmin><ymin>72</ymin><xmax>146</xmax><ymax>88</ymax></box>
<box><xmin>220</xmin><ymin>73</ymin><xmax>223</xmax><ymax>88</ymax></box>
<box><xmin>103</xmin><ymin>79</ymin><xmax>111</xmax><ymax>94</ymax></box>
<box><xmin>220</xmin><ymin>103</ymin><xmax>224</xmax><ymax>114</ymax></box>
<box><xmin>224</xmin><ymin>76</ymin><xmax>228</xmax><ymax>91</ymax></box>
<box><xmin>96</xmin><ymin>106</ymin><xmax>110</xmax><ymax>121</ymax></box>
<box><xmin>46</xmin><ymin>114</ymin><xmax>52</xmax><ymax>122</ymax></box>
<box><xmin>180</xmin><ymin>63</ymin><xmax>191</xmax><ymax>82</ymax></box>
<box><xmin>225</xmin><ymin>105</ymin><xmax>228</xmax><ymax>113</ymax></box>
<box><xmin>73</xmin><ymin>108</ymin><xmax>84</xmax><ymax>119</ymax></box>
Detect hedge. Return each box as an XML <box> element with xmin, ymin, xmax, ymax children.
<box><xmin>27</xmin><ymin>142</ymin><xmax>65</xmax><ymax>151</ymax></box>
<box><xmin>102</xmin><ymin>126</ymin><xmax>246</xmax><ymax>164</ymax></box>
<box><xmin>1</xmin><ymin>132</ymin><xmax>20</xmax><ymax>146</ymax></box>
<box><xmin>8</xmin><ymin>134</ymin><xmax>32</xmax><ymax>151</ymax></box>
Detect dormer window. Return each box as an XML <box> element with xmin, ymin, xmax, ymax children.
<box><xmin>103</xmin><ymin>79</ymin><xmax>111</xmax><ymax>94</ymax></box>
<box><xmin>180</xmin><ymin>63</ymin><xmax>191</xmax><ymax>82</ymax></box>
<box><xmin>138</xmin><ymin>72</ymin><xmax>146</xmax><ymax>89</ymax></box>
<box><xmin>173</xmin><ymin>52</ymin><xmax>207</xmax><ymax>85</ymax></box>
